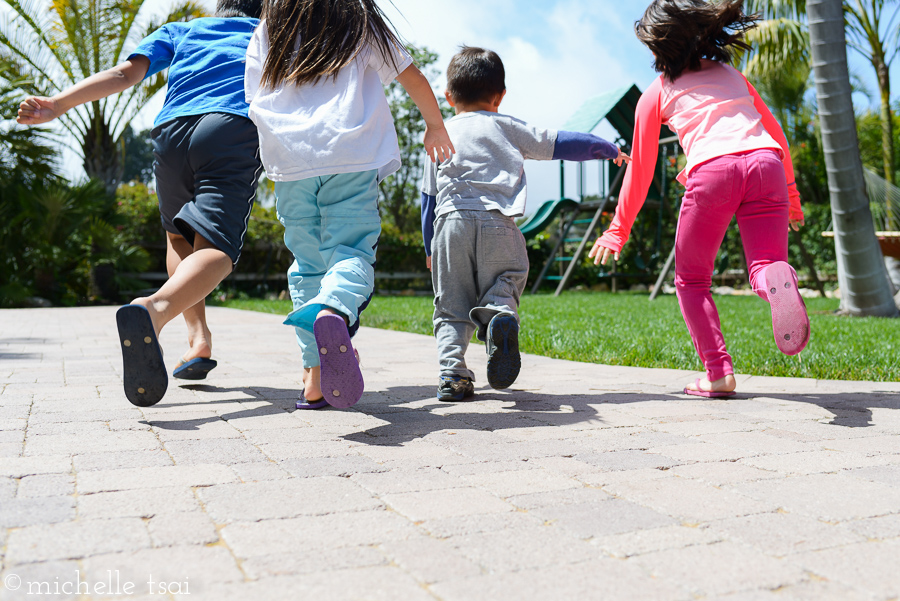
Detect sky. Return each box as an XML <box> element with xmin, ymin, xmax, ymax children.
<box><xmin>58</xmin><ymin>0</ymin><xmax>900</xmax><ymax>215</ymax></box>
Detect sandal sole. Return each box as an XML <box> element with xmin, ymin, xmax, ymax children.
<box><xmin>314</xmin><ymin>314</ymin><xmax>364</xmax><ymax>409</ymax></box>
<box><xmin>116</xmin><ymin>305</ymin><xmax>167</xmax><ymax>407</ymax></box>
<box><xmin>764</xmin><ymin>262</ymin><xmax>810</xmax><ymax>356</ymax></box>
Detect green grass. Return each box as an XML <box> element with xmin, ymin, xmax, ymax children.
<box><xmin>215</xmin><ymin>292</ymin><xmax>900</xmax><ymax>382</ymax></box>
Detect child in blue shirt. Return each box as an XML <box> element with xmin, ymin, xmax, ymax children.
<box><xmin>18</xmin><ymin>0</ymin><xmax>264</xmax><ymax>407</ymax></box>
<box><xmin>421</xmin><ymin>46</ymin><xmax>629</xmax><ymax>401</ymax></box>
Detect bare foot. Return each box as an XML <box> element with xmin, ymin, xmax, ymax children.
<box><xmin>130</xmin><ymin>297</ymin><xmax>163</xmax><ymax>337</ymax></box>
<box><xmin>684</xmin><ymin>374</ymin><xmax>736</xmax><ymax>394</ymax></box>
<box><xmin>181</xmin><ymin>326</ymin><xmax>213</xmax><ymax>363</ymax></box>
<box><xmin>132</xmin><ymin>298</ymin><xmax>213</xmax><ymax>363</ymax></box>
<box><xmin>302</xmin><ymin>366</ymin><xmax>324</xmax><ymax>401</ymax></box>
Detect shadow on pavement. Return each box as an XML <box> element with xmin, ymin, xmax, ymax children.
<box><xmin>143</xmin><ymin>384</ymin><xmax>299</xmax><ymax>430</ymax></box>
<box><xmin>141</xmin><ymin>383</ymin><xmax>900</xmax><ymax>435</ymax></box>
<box><xmin>344</xmin><ymin>386</ymin><xmax>900</xmax><ymax>445</ymax></box>
<box><xmin>763</xmin><ymin>390</ymin><xmax>900</xmax><ymax>428</ymax></box>
<box><xmin>0</xmin><ymin>337</ymin><xmax>46</xmax><ymax>360</ymax></box>
<box><xmin>344</xmin><ymin>387</ymin><xmax>687</xmax><ymax>446</ymax></box>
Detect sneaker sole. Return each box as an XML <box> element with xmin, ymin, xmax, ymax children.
<box><xmin>764</xmin><ymin>262</ymin><xmax>810</xmax><ymax>356</ymax></box>
<box><xmin>486</xmin><ymin>314</ymin><xmax>521</xmax><ymax>389</ymax></box>
<box><xmin>437</xmin><ymin>388</ymin><xmax>475</xmax><ymax>402</ymax></box>
<box><xmin>314</xmin><ymin>314</ymin><xmax>364</xmax><ymax>409</ymax></box>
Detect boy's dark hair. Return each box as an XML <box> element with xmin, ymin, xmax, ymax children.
<box><xmin>635</xmin><ymin>0</ymin><xmax>758</xmax><ymax>81</ymax></box>
<box><xmin>215</xmin><ymin>0</ymin><xmax>262</xmax><ymax>19</ymax></box>
<box><xmin>446</xmin><ymin>46</ymin><xmax>505</xmax><ymax>105</ymax></box>
<box><xmin>259</xmin><ymin>0</ymin><xmax>403</xmax><ymax>88</ymax></box>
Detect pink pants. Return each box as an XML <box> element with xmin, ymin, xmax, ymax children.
<box><xmin>675</xmin><ymin>149</ymin><xmax>795</xmax><ymax>382</ymax></box>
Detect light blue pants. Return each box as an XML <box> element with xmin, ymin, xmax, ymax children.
<box><xmin>275</xmin><ymin>170</ymin><xmax>381</xmax><ymax>368</ymax></box>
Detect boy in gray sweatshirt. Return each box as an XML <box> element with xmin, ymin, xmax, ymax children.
<box><xmin>421</xmin><ymin>46</ymin><xmax>630</xmax><ymax>401</ymax></box>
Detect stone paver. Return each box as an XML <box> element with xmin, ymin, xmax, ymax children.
<box><xmin>1</xmin><ymin>305</ymin><xmax>899</xmax><ymax>600</ymax></box>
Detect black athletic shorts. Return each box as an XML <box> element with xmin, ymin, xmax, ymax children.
<box><xmin>151</xmin><ymin>112</ymin><xmax>263</xmax><ymax>265</ymax></box>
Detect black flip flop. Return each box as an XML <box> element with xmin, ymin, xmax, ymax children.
<box><xmin>173</xmin><ymin>357</ymin><xmax>218</xmax><ymax>380</ymax></box>
<box><xmin>116</xmin><ymin>305</ymin><xmax>167</xmax><ymax>407</ymax></box>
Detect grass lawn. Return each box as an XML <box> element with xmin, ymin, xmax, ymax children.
<box><xmin>216</xmin><ymin>292</ymin><xmax>899</xmax><ymax>382</ymax></box>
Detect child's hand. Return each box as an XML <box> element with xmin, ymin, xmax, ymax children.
<box><xmin>589</xmin><ymin>239</ymin><xmax>619</xmax><ymax>266</ymax></box>
<box><xmin>426</xmin><ymin>255</ymin><xmax>432</xmax><ymax>271</ymax></box>
<box><xmin>17</xmin><ymin>97</ymin><xmax>62</xmax><ymax>125</ymax></box>
<box><xmin>789</xmin><ymin>218</ymin><xmax>804</xmax><ymax>231</ymax></box>
<box><xmin>424</xmin><ymin>124</ymin><xmax>455</xmax><ymax>163</ymax></box>
<box><xmin>614</xmin><ymin>148</ymin><xmax>631</xmax><ymax>167</ymax></box>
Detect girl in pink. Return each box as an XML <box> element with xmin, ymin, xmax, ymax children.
<box><xmin>590</xmin><ymin>0</ymin><xmax>810</xmax><ymax>397</ymax></box>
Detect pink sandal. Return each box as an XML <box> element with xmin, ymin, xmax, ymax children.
<box><xmin>683</xmin><ymin>378</ymin><xmax>735</xmax><ymax>398</ymax></box>
<box><xmin>763</xmin><ymin>262</ymin><xmax>810</xmax><ymax>356</ymax></box>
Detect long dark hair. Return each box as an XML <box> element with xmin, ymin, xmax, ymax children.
<box><xmin>260</xmin><ymin>0</ymin><xmax>404</xmax><ymax>89</ymax></box>
<box><xmin>635</xmin><ymin>0</ymin><xmax>758</xmax><ymax>81</ymax></box>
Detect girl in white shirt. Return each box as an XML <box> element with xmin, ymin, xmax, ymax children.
<box><xmin>245</xmin><ymin>0</ymin><xmax>454</xmax><ymax>410</ymax></box>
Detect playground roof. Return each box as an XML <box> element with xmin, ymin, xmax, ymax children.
<box><xmin>562</xmin><ymin>84</ymin><xmax>642</xmax><ymax>142</ymax></box>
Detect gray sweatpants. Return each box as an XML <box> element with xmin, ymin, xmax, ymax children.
<box><xmin>431</xmin><ymin>210</ymin><xmax>529</xmax><ymax>379</ymax></box>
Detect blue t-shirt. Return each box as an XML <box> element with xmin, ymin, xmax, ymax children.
<box><xmin>129</xmin><ymin>17</ymin><xmax>259</xmax><ymax>127</ymax></box>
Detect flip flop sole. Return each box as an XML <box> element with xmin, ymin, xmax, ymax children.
<box><xmin>764</xmin><ymin>262</ymin><xmax>810</xmax><ymax>356</ymax></box>
<box><xmin>173</xmin><ymin>357</ymin><xmax>218</xmax><ymax>380</ymax></box>
<box><xmin>116</xmin><ymin>305</ymin><xmax>167</xmax><ymax>407</ymax></box>
<box><xmin>314</xmin><ymin>314</ymin><xmax>364</xmax><ymax>409</ymax></box>
<box><xmin>296</xmin><ymin>393</ymin><xmax>328</xmax><ymax>410</ymax></box>
<box><xmin>486</xmin><ymin>314</ymin><xmax>521</xmax><ymax>390</ymax></box>
<box><xmin>682</xmin><ymin>387</ymin><xmax>736</xmax><ymax>398</ymax></box>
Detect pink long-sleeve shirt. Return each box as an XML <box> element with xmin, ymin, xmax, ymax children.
<box><xmin>598</xmin><ymin>60</ymin><xmax>803</xmax><ymax>254</ymax></box>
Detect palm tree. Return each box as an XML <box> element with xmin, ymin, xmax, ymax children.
<box><xmin>844</xmin><ymin>0</ymin><xmax>900</xmax><ymax>228</ymax></box>
<box><xmin>807</xmin><ymin>0</ymin><xmax>898</xmax><ymax>315</ymax></box>
<box><xmin>0</xmin><ymin>57</ymin><xmax>59</xmax><ymax>187</ymax></box>
<box><xmin>746</xmin><ymin>0</ymin><xmax>900</xmax><ymax>227</ymax></box>
<box><xmin>0</xmin><ymin>0</ymin><xmax>205</xmax><ymax>195</ymax></box>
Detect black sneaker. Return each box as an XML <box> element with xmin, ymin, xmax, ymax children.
<box><xmin>486</xmin><ymin>313</ymin><xmax>520</xmax><ymax>390</ymax></box>
<box><xmin>437</xmin><ymin>375</ymin><xmax>475</xmax><ymax>402</ymax></box>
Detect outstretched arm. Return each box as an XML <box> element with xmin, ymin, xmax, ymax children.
<box><xmin>552</xmin><ymin>131</ymin><xmax>631</xmax><ymax>166</ymax></box>
<box><xmin>589</xmin><ymin>79</ymin><xmax>663</xmax><ymax>265</ymax></box>
<box><xmin>17</xmin><ymin>56</ymin><xmax>150</xmax><ymax>125</ymax></box>
<box><xmin>395</xmin><ymin>64</ymin><xmax>455</xmax><ymax>163</ymax></box>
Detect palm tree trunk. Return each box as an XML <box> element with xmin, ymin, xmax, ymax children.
<box><xmin>807</xmin><ymin>0</ymin><xmax>897</xmax><ymax>316</ymax></box>
<box><xmin>876</xmin><ymin>64</ymin><xmax>896</xmax><ymax>228</ymax></box>
<box><xmin>81</xmin><ymin>103</ymin><xmax>122</xmax><ymax>197</ymax></box>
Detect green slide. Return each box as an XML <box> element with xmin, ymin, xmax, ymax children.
<box><xmin>518</xmin><ymin>198</ymin><xmax>578</xmax><ymax>240</ymax></box>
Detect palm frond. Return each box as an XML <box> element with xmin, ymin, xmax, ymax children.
<box><xmin>744</xmin><ymin>0</ymin><xmax>807</xmax><ymax>21</ymax></box>
<box><xmin>2</xmin><ymin>0</ymin><xmax>78</xmax><ymax>81</ymax></box>
<box><xmin>744</xmin><ymin>17</ymin><xmax>810</xmax><ymax>79</ymax></box>
<box><xmin>109</xmin><ymin>72</ymin><xmax>165</xmax><ymax>137</ymax></box>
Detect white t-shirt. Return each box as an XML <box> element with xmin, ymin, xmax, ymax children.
<box><xmin>244</xmin><ymin>23</ymin><xmax>413</xmax><ymax>182</ymax></box>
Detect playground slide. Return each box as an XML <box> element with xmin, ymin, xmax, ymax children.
<box><xmin>518</xmin><ymin>198</ymin><xmax>579</xmax><ymax>240</ymax></box>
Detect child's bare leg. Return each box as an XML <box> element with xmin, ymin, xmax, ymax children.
<box><xmin>158</xmin><ymin>233</ymin><xmax>212</xmax><ymax>361</ymax></box>
<box><xmin>684</xmin><ymin>374</ymin><xmax>736</xmax><ymax>394</ymax></box>
<box><xmin>132</xmin><ymin>234</ymin><xmax>232</xmax><ymax>356</ymax></box>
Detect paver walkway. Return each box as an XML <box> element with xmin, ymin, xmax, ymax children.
<box><xmin>1</xmin><ymin>306</ymin><xmax>899</xmax><ymax>601</ymax></box>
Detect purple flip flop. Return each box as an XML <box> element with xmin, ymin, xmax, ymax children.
<box><xmin>314</xmin><ymin>314</ymin><xmax>364</xmax><ymax>409</ymax></box>
<box><xmin>763</xmin><ymin>262</ymin><xmax>810</xmax><ymax>356</ymax></box>
<box><xmin>683</xmin><ymin>379</ymin><xmax>735</xmax><ymax>398</ymax></box>
<box><xmin>296</xmin><ymin>393</ymin><xmax>328</xmax><ymax>410</ymax></box>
